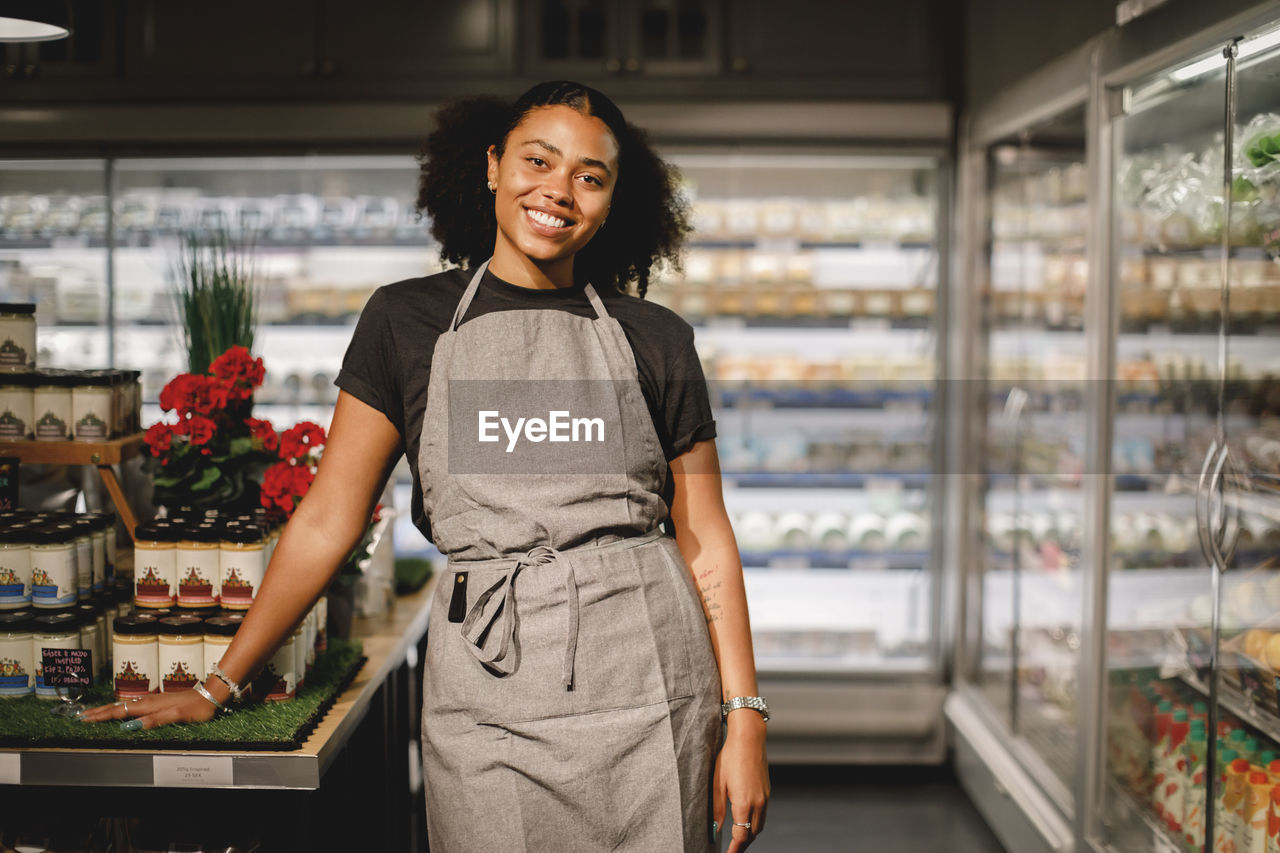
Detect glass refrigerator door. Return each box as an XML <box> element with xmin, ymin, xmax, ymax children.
<box><xmin>1099</xmin><ymin>22</ymin><xmax>1280</xmax><ymax>850</ymax></box>
<box><xmin>975</xmin><ymin>111</ymin><xmax>1089</xmax><ymax>808</ymax></box>
<box><xmin>665</xmin><ymin>151</ymin><xmax>941</xmax><ymax>674</ymax></box>
<box><xmin>0</xmin><ymin>160</ymin><xmax>110</xmax><ymax>369</ymax></box>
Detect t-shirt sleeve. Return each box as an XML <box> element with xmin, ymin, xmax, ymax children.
<box><xmin>334</xmin><ymin>288</ymin><xmax>405</xmax><ymax>437</ymax></box>
<box><xmin>662</xmin><ymin>324</ymin><xmax>717</xmax><ymax>460</ymax></box>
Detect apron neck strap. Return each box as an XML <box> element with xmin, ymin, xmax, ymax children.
<box><xmin>449</xmin><ymin>259</ymin><xmax>613</xmax><ymax>331</ymax></box>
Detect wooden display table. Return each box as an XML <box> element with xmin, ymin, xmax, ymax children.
<box><xmin>0</xmin><ymin>433</ymin><xmax>146</xmax><ymax>540</ymax></box>
<box><xmin>0</xmin><ymin>577</ymin><xmax>437</xmax><ymax>850</ymax></box>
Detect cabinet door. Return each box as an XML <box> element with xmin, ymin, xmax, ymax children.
<box><xmin>524</xmin><ymin>0</ymin><xmax>626</xmax><ymax>77</ymax></box>
<box><xmin>321</xmin><ymin>0</ymin><xmax>515</xmax><ymax>77</ymax></box>
<box><xmin>124</xmin><ymin>0</ymin><xmax>318</xmax><ymax>80</ymax></box>
<box><xmin>2</xmin><ymin>0</ymin><xmax>117</xmax><ymax>83</ymax></box>
<box><xmin>726</xmin><ymin>0</ymin><xmax>940</xmax><ymax>94</ymax></box>
<box><xmin>627</xmin><ymin>0</ymin><xmax>720</xmax><ymax>75</ymax></box>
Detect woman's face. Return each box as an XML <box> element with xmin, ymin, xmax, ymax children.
<box><xmin>486</xmin><ymin>105</ymin><xmax>618</xmax><ymax>273</ymax></box>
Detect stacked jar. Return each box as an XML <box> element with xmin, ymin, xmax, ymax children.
<box><xmin>0</xmin><ymin>303</ymin><xmax>36</xmax><ymax>373</ymax></box>
<box><xmin>0</xmin><ymin>366</ymin><xmax>142</xmax><ymax>442</ymax></box>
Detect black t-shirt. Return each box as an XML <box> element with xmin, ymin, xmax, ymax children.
<box><xmin>335</xmin><ymin>266</ymin><xmax>717</xmax><ymax>544</ymax></box>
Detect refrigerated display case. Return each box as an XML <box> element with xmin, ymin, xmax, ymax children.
<box><xmin>1</xmin><ymin>136</ymin><xmax>953</xmax><ymax>761</ymax></box>
<box><xmin>949</xmin><ymin>3</ymin><xmax>1280</xmax><ymax>852</ymax></box>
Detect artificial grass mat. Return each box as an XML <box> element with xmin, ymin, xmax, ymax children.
<box><xmin>0</xmin><ymin>638</ymin><xmax>365</xmax><ymax>751</ymax></box>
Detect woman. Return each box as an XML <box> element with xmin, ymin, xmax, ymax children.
<box><xmin>84</xmin><ymin>81</ymin><xmax>769</xmax><ymax>852</ymax></box>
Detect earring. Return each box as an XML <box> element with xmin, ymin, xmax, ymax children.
<box><xmin>487</xmin><ymin>180</ymin><xmax>496</xmax><ymax>194</ymax></box>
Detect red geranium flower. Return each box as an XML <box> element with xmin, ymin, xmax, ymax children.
<box><xmin>211</xmin><ymin>346</ymin><xmax>266</xmax><ymax>400</ymax></box>
<box><xmin>245</xmin><ymin>417</ymin><xmax>279</xmax><ymax>452</ymax></box>
<box><xmin>279</xmin><ymin>421</ymin><xmax>326</xmax><ymax>461</ymax></box>
<box><xmin>186</xmin><ymin>415</ymin><xmax>217</xmax><ymax>446</ymax></box>
<box><xmin>144</xmin><ymin>422</ymin><xmax>174</xmax><ymax>455</ymax></box>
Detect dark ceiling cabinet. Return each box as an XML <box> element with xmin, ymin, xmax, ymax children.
<box><xmin>525</xmin><ymin>0</ymin><xmax>722</xmax><ymax>77</ymax></box>
<box><xmin>2</xmin><ymin>0</ymin><xmax>947</xmax><ymax>104</ymax></box>
<box><xmin>726</xmin><ymin>0</ymin><xmax>943</xmax><ymax>97</ymax></box>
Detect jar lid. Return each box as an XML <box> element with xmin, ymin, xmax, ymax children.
<box><xmin>203</xmin><ymin>616</ymin><xmax>241</xmax><ymax>637</ymax></box>
<box><xmin>177</xmin><ymin>524</ymin><xmax>221</xmax><ymax>544</ymax></box>
<box><xmin>135</xmin><ymin>521</ymin><xmax>180</xmax><ymax>543</ymax></box>
<box><xmin>71</xmin><ymin>517</ymin><xmax>96</xmax><ymax>535</ymax></box>
<box><xmin>158</xmin><ymin>615</ymin><xmax>204</xmax><ymax>635</ymax></box>
<box><xmin>27</xmin><ymin>525</ymin><xmax>72</xmax><ymax>544</ymax></box>
<box><xmin>0</xmin><ymin>372</ymin><xmax>36</xmax><ymax>388</ymax></box>
<box><xmin>0</xmin><ymin>610</ymin><xmax>34</xmax><ymax>631</ymax></box>
<box><xmin>73</xmin><ymin>373</ymin><xmax>114</xmax><ymax>388</ymax></box>
<box><xmin>112</xmin><ymin>613</ymin><xmax>158</xmax><ymax>635</ymax></box>
<box><xmin>0</xmin><ymin>524</ymin><xmax>34</xmax><ymax>544</ymax></box>
<box><xmin>220</xmin><ymin>523</ymin><xmax>263</xmax><ymax>545</ymax></box>
<box><xmin>80</xmin><ymin>512</ymin><xmax>111</xmax><ymax>531</ymax></box>
<box><xmin>0</xmin><ymin>303</ymin><xmax>35</xmax><ymax>315</ymax></box>
<box><xmin>34</xmin><ymin>611</ymin><xmax>81</xmax><ymax>632</ymax></box>
<box><xmin>75</xmin><ymin>603</ymin><xmax>101</xmax><ymax>620</ymax></box>
<box><xmin>32</xmin><ymin>369</ymin><xmax>75</xmax><ymax>388</ymax></box>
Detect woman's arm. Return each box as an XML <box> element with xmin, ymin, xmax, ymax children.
<box><xmin>81</xmin><ymin>390</ymin><xmax>403</xmax><ymax>727</ymax></box>
<box><xmin>668</xmin><ymin>439</ymin><xmax>769</xmax><ymax>850</ymax></box>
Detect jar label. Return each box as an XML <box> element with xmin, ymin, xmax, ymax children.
<box><xmin>114</xmin><ymin>650</ymin><xmax>157</xmax><ymax>698</ymax></box>
<box><xmin>177</xmin><ymin>551</ymin><xmax>220</xmax><ymax>606</ymax></box>
<box><xmin>31</xmin><ymin>565</ymin><xmax>76</xmax><ymax>607</ymax></box>
<box><xmin>74</xmin><ymin>411</ymin><xmax>108</xmax><ymax>440</ymax></box>
<box><xmin>134</xmin><ymin>550</ymin><xmax>176</xmax><ymax>607</ymax></box>
<box><xmin>0</xmin><ymin>645</ymin><xmax>32</xmax><ymax>696</ymax></box>
<box><xmin>0</xmin><ymin>410</ymin><xmax>26</xmax><ymax>439</ymax></box>
<box><xmin>219</xmin><ymin>551</ymin><xmax>264</xmax><ymax>610</ymax></box>
<box><xmin>0</xmin><ymin>561</ymin><xmax>30</xmax><ymax>606</ymax></box>
<box><xmin>263</xmin><ymin>642</ymin><xmax>296</xmax><ymax>701</ymax></box>
<box><xmin>0</xmin><ymin>338</ymin><xmax>29</xmax><ymax>368</ymax></box>
<box><xmin>34</xmin><ymin>411</ymin><xmax>68</xmax><ymax>441</ymax></box>
<box><xmin>160</xmin><ymin>656</ymin><xmax>200</xmax><ymax>692</ymax></box>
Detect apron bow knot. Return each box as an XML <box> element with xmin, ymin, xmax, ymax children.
<box><xmin>459</xmin><ymin>544</ymin><xmax>580</xmax><ymax>690</ymax></box>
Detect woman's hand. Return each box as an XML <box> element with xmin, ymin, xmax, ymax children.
<box><xmin>713</xmin><ymin>711</ymin><xmax>770</xmax><ymax>852</ymax></box>
<box><xmin>77</xmin><ymin>688</ymin><xmax>220</xmax><ymax>730</ymax></box>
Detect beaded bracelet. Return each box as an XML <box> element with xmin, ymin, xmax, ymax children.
<box><xmin>209</xmin><ymin>662</ymin><xmax>246</xmax><ymax>703</ymax></box>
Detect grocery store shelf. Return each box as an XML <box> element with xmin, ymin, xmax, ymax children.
<box><xmin>741</xmin><ymin>548</ymin><xmax>929</xmax><ymax>570</ymax></box>
<box><xmin>1228</xmin><ymin>482</ymin><xmax>1280</xmax><ymax>525</ymax></box>
<box><xmin>1107</xmin><ymin>779</ymin><xmax>1185</xmax><ymax>853</ymax></box>
<box><xmin>1180</xmin><ymin>670</ymin><xmax>1280</xmax><ymax>747</ymax></box>
<box><xmin>716</xmin><ymin>387</ymin><xmax>931</xmax><ymax>410</ymax></box>
<box><xmin>0</xmin><ymin>433</ymin><xmax>145</xmax><ymax>467</ymax></box>
<box><xmin>722</xmin><ymin>470</ymin><xmax>931</xmax><ymax>489</ymax></box>
<box><xmin>2</xmin><ymin>578</ymin><xmax>434</xmax><ymax>790</ymax></box>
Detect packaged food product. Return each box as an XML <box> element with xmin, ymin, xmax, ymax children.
<box><xmin>133</xmin><ymin>522</ymin><xmax>178</xmax><ymax>608</ymax></box>
<box><xmin>158</xmin><ymin>615</ymin><xmax>204</xmax><ymax>692</ymax></box>
<box><xmin>0</xmin><ymin>525</ymin><xmax>33</xmax><ymax>610</ymax></box>
<box><xmin>112</xmin><ymin>613</ymin><xmax>158</xmax><ymax>699</ymax></box>
<box><xmin>33</xmin><ymin>611</ymin><xmax>81</xmax><ymax>699</ymax></box>
<box><xmin>0</xmin><ymin>303</ymin><xmax>36</xmax><ymax>373</ymax></box>
<box><xmin>0</xmin><ymin>610</ymin><xmax>34</xmax><ymax>696</ymax></box>
<box><xmin>0</xmin><ymin>372</ymin><xmax>34</xmax><ymax>438</ymax></box>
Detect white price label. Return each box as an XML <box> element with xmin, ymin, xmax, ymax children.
<box><xmin>0</xmin><ymin>753</ymin><xmax>19</xmax><ymax>784</ymax></box>
<box><xmin>153</xmin><ymin>755</ymin><xmax>233</xmax><ymax>787</ymax></box>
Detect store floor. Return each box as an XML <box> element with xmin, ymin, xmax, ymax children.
<box><xmin>748</xmin><ymin>764</ymin><xmax>1006</xmax><ymax>853</ymax></box>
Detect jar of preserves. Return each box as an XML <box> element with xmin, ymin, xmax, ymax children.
<box><xmin>76</xmin><ymin>603</ymin><xmax>106</xmax><ymax>685</ymax></box>
<box><xmin>0</xmin><ymin>610</ymin><xmax>34</xmax><ymax>696</ymax></box>
<box><xmin>157</xmin><ymin>615</ymin><xmax>204</xmax><ymax>692</ymax></box>
<box><xmin>263</xmin><ymin>630</ymin><xmax>296</xmax><ymax>701</ymax></box>
<box><xmin>71</xmin><ymin>372</ymin><xmax>112</xmax><ymax>441</ymax></box>
<box><xmin>202</xmin><ymin>616</ymin><xmax>240</xmax><ymax>683</ymax></box>
<box><xmin>292</xmin><ymin>623</ymin><xmax>306</xmax><ymax>692</ymax></box>
<box><xmin>31</xmin><ymin>370</ymin><xmax>72</xmax><ymax>440</ymax></box>
<box><xmin>0</xmin><ymin>303</ymin><xmax>36</xmax><ymax>373</ymax></box>
<box><xmin>133</xmin><ymin>521</ymin><xmax>178</xmax><ymax>609</ymax></box>
<box><xmin>176</xmin><ymin>524</ymin><xmax>221</xmax><ymax>609</ymax></box>
<box><xmin>0</xmin><ymin>525</ymin><xmax>33</xmax><ymax>610</ymax></box>
<box><xmin>219</xmin><ymin>523</ymin><xmax>265</xmax><ymax>611</ymax></box>
<box><xmin>29</xmin><ymin>525</ymin><xmax>77</xmax><ymax>609</ymax></box>
<box><xmin>112</xmin><ymin>613</ymin><xmax>158</xmax><ymax>698</ymax></box>
<box><xmin>70</xmin><ymin>518</ymin><xmax>93</xmax><ymax>601</ymax></box>
<box><xmin>33</xmin><ymin>610</ymin><xmax>81</xmax><ymax>698</ymax></box>
<box><xmin>0</xmin><ymin>372</ymin><xmax>34</xmax><ymax>439</ymax></box>
<box><xmin>82</xmin><ymin>512</ymin><xmax>108</xmax><ymax>595</ymax></box>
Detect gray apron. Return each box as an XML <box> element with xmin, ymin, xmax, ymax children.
<box><xmin>418</xmin><ymin>261</ymin><xmax>722</xmax><ymax>852</ymax></box>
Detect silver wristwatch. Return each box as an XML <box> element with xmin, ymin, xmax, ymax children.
<box><xmin>721</xmin><ymin>695</ymin><xmax>769</xmax><ymax>722</ymax></box>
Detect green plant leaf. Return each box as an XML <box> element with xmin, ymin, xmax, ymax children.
<box><xmin>190</xmin><ymin>465</ymin><xmax>223</xmax><ymax>492</ymax></box>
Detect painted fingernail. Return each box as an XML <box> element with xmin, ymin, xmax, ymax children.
<box><xmin>120</xmin><ymin>719</ymin><xmax>143</xmax><ymax>732</ymax></box>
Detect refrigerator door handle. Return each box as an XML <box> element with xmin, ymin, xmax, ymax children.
<box><xmin>1195</xmin><ymin>439</ymin><xmax>1219</xmax><ymax>569</ymax></box>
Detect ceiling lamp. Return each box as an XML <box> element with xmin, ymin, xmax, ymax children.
<box><xmin>0</xmin><ymin>1</ymin><xmax>72</xmax><ymax>43</ymax></box>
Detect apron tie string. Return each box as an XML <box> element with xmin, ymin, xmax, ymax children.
<box><xmin>459</xmin><ymin>544</ymin><xmax>579</xmax><ymax>690</ymax></box>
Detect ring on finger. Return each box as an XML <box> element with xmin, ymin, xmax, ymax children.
<box><xmin>734</xmin><ymin>821</ymin><xmax>752</xmax><ymax>831</ymax></box>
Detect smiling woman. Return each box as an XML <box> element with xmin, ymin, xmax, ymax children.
<box><xmin>81</xmin><ymin>80</ymin><xmax>769</xmax><ymax>853</ymax></box>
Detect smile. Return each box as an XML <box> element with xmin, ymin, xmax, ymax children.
<box><xmin>525</xmin><ymin>208</ymin><xmax>571</xmax><ymax>229</ymax></box>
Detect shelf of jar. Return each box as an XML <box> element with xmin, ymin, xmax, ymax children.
<box><xmin>741</xmin><ymin>549</ymin><xmax>929</xmax><ymax>571</ymax></box>
<box><xmin>0</xmin><ymin>433</ymin><xmax>145</xmax><ymax>467</ymax></box>
<box><xmin>0</xmin><ymin>434</ymin><xmax>145</xmax><ymax>539</ymax></box>
<box><xmin>1179</xmin><ymin>670</ymin><xmax>1280</xmax><ymax>751</ymax></box>
<box><xmin>714</xmin><ymin>387</ymin><xmax>931</xmax><ymax>410</ymax></box>
<box><xmin>2</xmin><ymin>576</ymin><xmax>435</xmax><ymax>790</ymax></box>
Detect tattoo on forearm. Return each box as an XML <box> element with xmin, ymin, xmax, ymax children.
<box><xmin>700</xmin><ymin>579</ymin><xmax>723</xmax><ymax>625</ymax></box>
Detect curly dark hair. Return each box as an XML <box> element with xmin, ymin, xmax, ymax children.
<box><xmin>416</xmin><ymin>81</ymin><xmax>689</xmax><ymax>297</ymax></box>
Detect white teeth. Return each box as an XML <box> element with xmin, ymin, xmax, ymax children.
<box><xmin>527</xmin><ymin>209</ymin><xmax>568</xmax><ymax>228</ymax></box>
